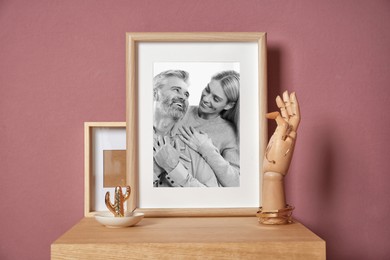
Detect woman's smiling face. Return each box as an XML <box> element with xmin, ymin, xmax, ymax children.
<box><xmin>198</xmin><ymin>79</ymin><xmax>231</xmax><ymax>118</ymax></box>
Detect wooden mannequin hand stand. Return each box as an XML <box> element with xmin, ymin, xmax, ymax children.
<box><xmin>257</xmin><ymin>91</ymin><xmax>300</xmax><ymax>224</ymax></box>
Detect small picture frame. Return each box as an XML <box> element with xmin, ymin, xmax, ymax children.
<box><xmin>84</xmin><ymin>122</ymin><xmax>127</xmax><ymax>217</ymax></box>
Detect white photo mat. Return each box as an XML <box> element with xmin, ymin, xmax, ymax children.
<box><xmin>126</xmin><ymin>33</ymin><xmax>267</xmax><ymax>216</ymax></box>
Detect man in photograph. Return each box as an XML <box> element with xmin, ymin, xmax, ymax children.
<box><xmin>152</xmin><ymin>70</ymin><xmax>220</xmax><ymax>187</ymax></box>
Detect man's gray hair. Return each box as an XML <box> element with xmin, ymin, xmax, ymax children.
<box><xmin>153</xmin><ymin>70</ymin><xmax>190</xmax><ymax>90</ymax></box>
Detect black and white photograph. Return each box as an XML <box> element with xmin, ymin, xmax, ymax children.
<box><xmin>152</xmin><ymin>62</ymin><xmax>240</xmax><ymax>188</ymax></box>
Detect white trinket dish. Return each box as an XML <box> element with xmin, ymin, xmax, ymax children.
<box><xmin>94</xmin><ymin>211</ymin><xmax>144</xmax><ymax>228</ymax></box>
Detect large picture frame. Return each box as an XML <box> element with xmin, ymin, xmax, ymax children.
<box><xmin>84</xmin><ymin>122</ymin><xmax>127</xmax><ymax>217</ymax></box>
<box><xmin>126</xmin><ymin>32</ymin><xmax>267</xmax><ymax>217</ymax></box>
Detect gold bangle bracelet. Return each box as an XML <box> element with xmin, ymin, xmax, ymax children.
<box><xmin>256</xmin><ymin>205</ymin><xmax>294</xmax><ymax>225</ymax></box>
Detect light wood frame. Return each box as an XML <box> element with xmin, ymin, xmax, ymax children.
<box><xmin>84</xmin><ymin>122</ymin><xmax>126</xmax><ymax>217</ymax></box>
<box><xmin>126</xmin><ymin>32</ymin><xmax>267</xmax><ymax>217</ymax></box>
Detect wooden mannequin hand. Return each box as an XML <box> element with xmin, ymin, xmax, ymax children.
<box><xmin>263</xmin><ymin>91</ymin><xmax>300</xmax><ymax>175</ymax></box>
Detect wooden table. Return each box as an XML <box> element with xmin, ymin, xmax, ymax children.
<box><xmin>51</xmin><ymin>217</ymin><xmax>325</xmax><ymax>259</ymax></box>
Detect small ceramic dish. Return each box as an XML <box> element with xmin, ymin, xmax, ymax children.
<box><xmin>95</xmin><ymin>211</ymin><xmax>144</xmax><ymax>228</ymax></box>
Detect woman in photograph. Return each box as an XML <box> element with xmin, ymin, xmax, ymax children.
<box><xmin>178</xmin><ymin>70</ymin><xmax>240</xmax><ymax>187</ymax></box>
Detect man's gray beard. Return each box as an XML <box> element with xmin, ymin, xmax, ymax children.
<box><xmin>162</xmin><ymin>96</ymin><xmax>187</xmax><ymax>121</ymax></box>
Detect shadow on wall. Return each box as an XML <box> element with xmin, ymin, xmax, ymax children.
<box><xmin>266</xmin><ymin>46</ymin><xmax>282</xmax><ymax>139</ymax></box>
<box><xmin>310</xmin><ymin>123</ymin><xmax>341</xmax><ymax>259</ymax></box>
<box><xmin>297</xmin><ymin>120</ymin><xmax>368</xmax><ymax>259</ymax></box>
<box><xmin>312</xmin><ymin>122</ymin><xmax>338</xmax><ymax>205</ymax></box>
<box><xmin>286</xmin><ymin>119</ymin><xmax>340</xmax><ymax>258</ymax></box>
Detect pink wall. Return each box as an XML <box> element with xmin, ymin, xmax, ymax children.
<box><xmin>1</xmin><ymin>0</ymin><xmax>389</xmax><ymax>259</ymax></box>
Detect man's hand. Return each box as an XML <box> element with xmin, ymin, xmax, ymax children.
<box><xmin>263</xmin><ymin>91</ymin><xmax>300</xmax><ymax>175</ymax></box>
<box><xmin>153</xmin><ymin>135</ymin><xmax>181</xmax><ymax>173</ymax></box>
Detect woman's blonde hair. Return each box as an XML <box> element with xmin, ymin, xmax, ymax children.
<box><xmin>211</xmin><ymin>70</ymin><xmax>240</xmax><ymax>139</ymax></box>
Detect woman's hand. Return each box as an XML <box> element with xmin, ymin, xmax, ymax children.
<box><xmin>179</xmin><ymin>126</ymin><xmax>212</xmax><ymax>153</ymax></box>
